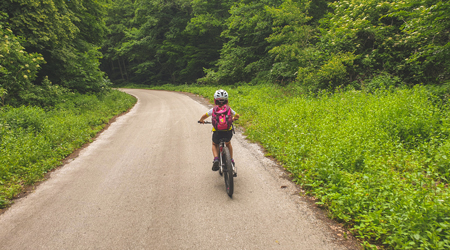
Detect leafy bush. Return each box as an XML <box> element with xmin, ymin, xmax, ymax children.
<box><xmin>364</xmin><ymin>73</ymin><xmax>403</xmax><ymax>93</ymax></box>
<box><xmin>298</xmin><ymin>52</ymin><xmax>357</xmax><ymax>91</ymax></box>
<box><xmin>317</xmin><ymin>0</ymin><xmax>450</xmax><ymax>87</ymax></box>
<box><xmin>1</xmin><ymin>0</ymin><xmax>109</xmax><ymax>95</ymax></box>
<box><xmin>0</xmin><ymin>17</ymin><xmax>46</xmax><ymax>106</ymax></box>
<box><xmin>61</xmin><ymin>46</ymin><xmax>111</xmax><ymax>94</ymax></box>
<box><xmin>0</xmin><ymin>14</ymin><xmax>72</xmax><ymax>107</ymax></box>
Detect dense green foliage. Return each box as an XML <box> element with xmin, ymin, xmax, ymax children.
<box><xmin>0</xmin><ymin>0</ymin><xmax>110</xmax><ymax>107</ymax></box>
<box><xmin>103</xmin><ymin>0</ymin><xmax>449</xmax><ymax>93</ymax></box>
<box><xmin>0</xmin><ymin>13</ymin><xmax>64</xmax><ymax>106</ymax></box>
<box><xmin>312</xmin><ymin>0</ymin><xmax>450</xmax><ymax>89</ymax></box>
<box><xmin>138</xmin><ymin>83</ymin><xmax>450</xmax><ymax>249</ymax></box>
<box><xmin>1</xmin><ymin>21</ymin><xmax>41</xmax><ymax>105</ymax></box>
<box><xmin>0</xmin><ymin>90</ymin><xmax>136</xmax><ymax>208</ymax></box>
<box><xmin>100</xmin><ymin>0</ymin><xmax>233</xmax><ymax>85</ymax></box>
<box><xmin>3</xmin><ymin>0</ymin><xmax>448</xmax><ymax>98</ymax></box>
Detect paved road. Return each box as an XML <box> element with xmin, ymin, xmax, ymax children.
<box><xmin>0</xmin><ymin>89</ymin><xmax>357</xmax><ymax>249</ymax></box>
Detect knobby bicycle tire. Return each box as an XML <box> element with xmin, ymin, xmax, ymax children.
<box><xmin>222</xmin><ymin>147</ymin><xmax>234</xmax><ymax>198</ymax></box>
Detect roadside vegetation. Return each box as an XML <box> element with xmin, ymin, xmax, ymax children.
<box><xmin>0</xmin><ymin>91</ymin><xmax>136</xmax><ymax>208</ymax></box>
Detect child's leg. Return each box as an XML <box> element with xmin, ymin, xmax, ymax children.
<box><xmin>211</xmin><ymin>142</ymin><xmax>220</xmax><ymax>171</ymax></box>
<box><xmin>212</xmin><ymin>142</ymin><xmax>219</xmax><ymax>158</ymax></box>
<box><xmin>225</xmin><ymin>141</ymin><xmax>233</xmax><ymax>159</ymax></box>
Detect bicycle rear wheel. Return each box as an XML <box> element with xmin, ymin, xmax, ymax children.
<box><xmin>222</xmin><ymin>147</ymin><xmax>234</xmax><ymax>198</ymax></box>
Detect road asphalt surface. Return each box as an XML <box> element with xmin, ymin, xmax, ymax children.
<box><xmin>0</xmin><ymin>89</ymin><xmax>359</xmax><ymax>250</ymax></box>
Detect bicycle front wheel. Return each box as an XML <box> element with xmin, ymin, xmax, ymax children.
<box><xmin>222</xmin><ymin>147</ymin><xmax>234</xmax><ymax>198</ymax></box>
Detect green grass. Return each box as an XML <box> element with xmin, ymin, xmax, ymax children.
<box><xmin>127</xmin><ymin>83</ymin><xmax>450</xmax><ymax>249</ymax></box>
<box><xmin>0</xmin><ymin>90</ymin><xmax>136</xmax><ymax>208</ymax></box>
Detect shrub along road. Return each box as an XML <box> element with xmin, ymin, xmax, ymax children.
<box><xmin>0</xmin><ymin>89</ymin><xmax>359</xmax><ymax>249</ymax></box>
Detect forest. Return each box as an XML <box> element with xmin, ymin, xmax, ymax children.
<box><xmin>1</xmin><ymin>0</ymin><xmax>449</xmax><ymax>103</ymax></box>
<box><xmin>1</xmin><ymin>0</ymin><xmax>450</xmax><ymax>249</ymax></box>
<box><xmin>101</xmin><ymin>0</ymin><xmax>449</xmax><ymax>92</ymax></box>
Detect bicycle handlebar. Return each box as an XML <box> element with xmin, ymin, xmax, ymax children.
<box><xmin>198</xmin><ymin>118</ymin><xmax>239</xmax><ymax>124</ymax></box>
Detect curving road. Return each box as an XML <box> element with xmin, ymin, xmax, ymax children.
<box><xmin>0</xmin><ymin>89</ymin><xmax>358</xmax><ymax>249</ymax></box>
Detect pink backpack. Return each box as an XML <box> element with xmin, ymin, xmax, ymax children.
<box><xmin>212</xmin><ymin>105</ymin><xmax>233</xmax><ymax>131</ymax></box>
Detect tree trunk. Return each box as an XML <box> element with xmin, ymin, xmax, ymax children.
<box><xmin>122</xmin><ymin>58</ymin><xmax>129</xmax><ymax>81</ymax></box>
<box><xmin>117</xmin><ymin>58</ymin><xmax>125</xmax><ymax>80</ymax></box>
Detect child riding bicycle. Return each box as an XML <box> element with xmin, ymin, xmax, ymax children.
<box><xmin>198</xmin><ymin>89</ymin><xmax>240</xmax><ymax>172</ymax></box>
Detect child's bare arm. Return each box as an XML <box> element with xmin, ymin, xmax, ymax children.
<box><xmin>199</xmin><ymin>113</ymin><xmax>209</xmax><ymax>123</ymax></box>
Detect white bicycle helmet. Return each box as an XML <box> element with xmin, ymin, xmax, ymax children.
<box><xmin>214</xmin><ymin>89</ymin><xmax>228</xmax><ymax>105</ymax></box>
